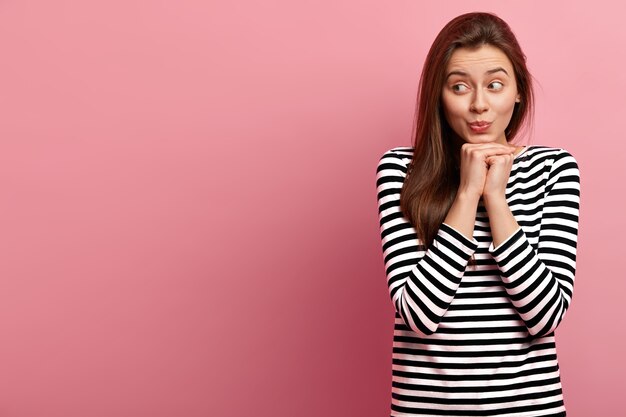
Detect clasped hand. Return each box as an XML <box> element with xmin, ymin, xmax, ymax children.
<box><xmin>458</xmin><ymin>143</ymin><xmax>518</xmax><ymax>202</ymax></box>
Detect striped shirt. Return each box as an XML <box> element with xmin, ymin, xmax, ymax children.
<box><xmin>376</xmin><ymin>145</ymin><xmax>580</xmax><ymax>417</ymax></box>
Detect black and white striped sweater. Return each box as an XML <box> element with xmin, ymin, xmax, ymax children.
<box><xmin>376</xmin><ymin>145</ymin><xmax>580</xmax><ymax>417</ymax></box>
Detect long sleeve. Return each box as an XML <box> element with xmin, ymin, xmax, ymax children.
<box><xmin>488</xmin><ymin>149</ymin><xmax>580</xmax><ymax>337</ymax></box>
<box><xmin>376</xmin><ymin>149</ymin><xmax>479</xmax><ymax>337</ymax></box>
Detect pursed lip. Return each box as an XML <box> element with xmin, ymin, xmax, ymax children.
<box><xmin>469</xmin><ymin>121</ymin><xmax>492</xmax><ymax>127</ymax></box>
<box><xmin>468</xmin><ymin>121</ymin><xmax>492</xmax><ymax>133</ymax></box>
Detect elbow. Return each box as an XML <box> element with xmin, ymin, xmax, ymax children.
<box><xmin>396</xmin><ymin>301</ymin><xmax>440</xmax><ymax>337</ymax></box>
<box><xmin>394</xmin><ymin>282</ymin><xmax>444</xmax><ymax>337</ymax></box>
<box><xmin>528</xmin><ymin>325</ymin><xmax>554</xmax><ymax>338</ymax></box>
<box><xmin>527</xmin><ymin>309</ymin><xmax>566</xmax><ymax>338</ymax></box>
<box><xmin>528</xmin><ymin>323</ymin><xmax>559</xmax><ymax>338</ymax></box>
<box><xmin>401</xmin><ymin>315</ymin><xmax>437</xmax><ymax>337</ymax></box>
<box><xmin>524</xmin><ymin>291</ymin><xmax>570</xmax><ymax>338</ymax></box>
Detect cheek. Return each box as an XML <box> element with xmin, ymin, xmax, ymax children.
<box><xmin>441</xmin><ymin>95</ymin><xmax>465</xmax><ymax>122</ymax></box>
<box><xmin>493</xmin><ymin>96</ymin><xmax>518</xmax><ymax>116</ymax></box>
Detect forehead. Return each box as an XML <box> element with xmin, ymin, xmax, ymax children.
<box><xmin>446</xmin><ymin>44</ymin><xmax>514</xmax><ymax>73</ymax></box>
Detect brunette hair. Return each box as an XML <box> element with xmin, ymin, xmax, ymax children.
<box><xmin>400</xmin><ymin>12</ymin><xmax>535</xmax><ymax>259</ymax></box>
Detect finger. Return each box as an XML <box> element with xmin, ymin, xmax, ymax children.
<box><xmin>473</xmin><ymin>150</ymin><xmax>516</xmax><ymax>164</ymax></box>
<box><xmin>485</xmin><ymin>155</ymin><xmax>515</xmax><ymax>168</ymax></box>
<box><xmin>475</xmin><ymin>145</ymin><xmax>516</xmax><ymax>157</ymax></box>
<box><xmin>462</xmin><ymin>143</ymin><xmax>517</xmax><ymax>156</ymax></box>
<box><xmin>485</xmin><ymin>156</ymin><xmax>498</xmax><ymax>166</ymax></box>
<box><xmin>464</xmin><ymin>148</ymin><xmax>514</xmax><ymax>165</ymax></box>
<box><xmin>463</xmin><ymin>142</ymin><xmax>517</xmax><ymax>150</ymax></box>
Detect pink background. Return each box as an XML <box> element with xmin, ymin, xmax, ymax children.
<box><xmin>0</xmin><ymin>1</ymin><xmax>623</xmax><ymax>416</ymax></box>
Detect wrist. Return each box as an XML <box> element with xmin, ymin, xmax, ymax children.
<box><xmin>482</xmin><ymin>192</ymin><xmax>508</xmax><ymax>208</ymax></box>
<box><xmin>456</xmin><ymin>189</ymin><xmax>481</xmax><ymax>205</ymax></box>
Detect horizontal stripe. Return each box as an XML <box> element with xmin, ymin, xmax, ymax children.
<box><xmin>377</xmin><ymin>145</ymin><xmax>580</xmax><ymax>416</ymax></box>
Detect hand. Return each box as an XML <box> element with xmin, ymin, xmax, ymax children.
<box><xmin>458</xmin><ymin>143</ymin><xmax>516</xmax><ymax>200</ymax></box>
<box><xmin>483</xmin><ymin>152</ymin><xmax>515</xmax><ymax>201</ymax></box>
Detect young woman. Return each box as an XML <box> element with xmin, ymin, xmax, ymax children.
<box><xmin>376</xmin><ymin>12</ymin><xmax>580</xmax><ymax>417</ymax></box>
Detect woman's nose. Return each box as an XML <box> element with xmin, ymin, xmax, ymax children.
<box><xmin>470</xmin><ymin>91</ymin><xmax>489</xmax><ymax>113</ymax></box>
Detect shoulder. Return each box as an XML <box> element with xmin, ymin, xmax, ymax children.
<box><xmin>376</xmin><ymin>147</ymin><xmax>414</xmax><ymax>171</ymax></box>
<box><xmin>523</xmin><ymin>146</ymin><xmax>580</xmax><ymax>191</ymax></box>
<box><xmin>375</xmin><ymin>147</ymin><xmax>414</xmax><ymax>187</ymax></box>
<box><xmin>524</xmin><ymin>145</ymin><xmax>579</xmax><ymax>167</ymax></box>
<box><xmin>379</xmin><ymin>146</ymin><xmax>414</xmax><ymax>161</ymax></box>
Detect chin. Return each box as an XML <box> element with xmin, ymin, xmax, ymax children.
<box><xmin>463</xmin><ymin>134</ymin><xmax>497</xmax><ymax>143</ymax></box>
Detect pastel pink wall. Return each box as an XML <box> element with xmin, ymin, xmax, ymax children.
<box><xmin>0</xmin><ymin>1</ymin><xmax>622</xmax><ymax>416</ymax></box>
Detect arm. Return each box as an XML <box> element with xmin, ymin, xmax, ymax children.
<box><xmin>376</xmin><ymin>149</ymin><xmax>479</xmax><ymax>337</ymax></box>
<box><xmin>486</xmin><ymin>150</ymin><xmax>581</xmax><ymax>337</ymax></box>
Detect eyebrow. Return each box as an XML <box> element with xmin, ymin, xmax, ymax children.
<box><xmin>446</xmin><ymin>67</ymin><xmax>510</xmax><ymax>80</ymax></box>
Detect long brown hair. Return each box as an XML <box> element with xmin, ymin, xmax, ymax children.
<box><xmin>400</xmin><ymin>12</ymin><xmax>535</xmax><ymax>254</ymax></box>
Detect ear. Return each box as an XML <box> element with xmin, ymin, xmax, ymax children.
<box><xmin>515</xmin><ymin>94</ymin><xmax>521</xmax><ymax>103</ymax></box>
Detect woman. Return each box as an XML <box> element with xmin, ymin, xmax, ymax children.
<box><xmin>376</xmin><ymin>12</ymin><xmax>580</xmax><ymax>417</ymax></box>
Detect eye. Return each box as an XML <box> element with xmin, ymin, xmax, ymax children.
<box><xmin>451</xmin><ymin>84</ymin><xmax>469</xmax><ymax>93</ymax></box>
<box><xmin>489</xmin><ymin>81</ymin><xmax>504</xmax><ymax>90</ymax></box>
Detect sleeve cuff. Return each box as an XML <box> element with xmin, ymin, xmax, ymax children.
<box><xmin>489</xmin><ymin>226</ymin><xmax>524</xmax><ymax>256</ymax></box>
<box><xmin>440</xmin><ymin>222</ymin><xmax>479</xmax><ymax>250</ymax></box>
